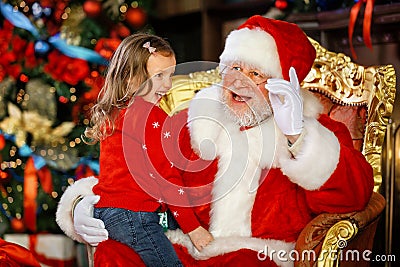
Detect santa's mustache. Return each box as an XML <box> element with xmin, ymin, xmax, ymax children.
<box><xmin>221</xmin><ymin>88</ymin><xmax>273</xmax><ymax>127</ymax></box>
<box><xmin>223</xmin><ymin>84</ymin><xmax>259</xmax><ymax>100</ymax></box>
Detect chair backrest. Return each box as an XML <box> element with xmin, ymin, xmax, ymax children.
<box><xmin>159</xmin><ymin>38</ymin><xmax>397</xmax><ymax>192</ymax></box>
<box><xmin>302</xmin><ymin>38</ymin><xmax>396</xmax><ymax>192</ymax></box>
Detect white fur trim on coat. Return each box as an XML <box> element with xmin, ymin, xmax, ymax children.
<box><xmin>56</xmin><ymin>176</ymin><xmax>98</xmax><ymax>243</ymax></box>
<box><xmin>166</xmin><ymin>229</ymin><xmax>295</xmax><ymax>267</ymax></box>
<box><xmin>277</xmin><ymin>117</ymin><xmax>340</xmax><ymax>190</ymax></box>
<box><xmin>219</xmin><ymin>28</ymin><xmax>283</xmax><ymax>79</ymax></box>
<box><xmin>276</xmin><ymin>87</ymin><xmax>340</xmax><ymax>190</ymax></box>
<box><xmin>301</xmin><ymin>89</ymin><xmax>324</xmax><ymax>118</ymax></box>
<box><xmin>188</xmin><ymin>85</ymin><xmax>278</xmax><ymax>238</ymax></box>
<box><xmin>187</xmin><ymin>84</ymin><xmax>226</xmax><ymax>161</ymax></box>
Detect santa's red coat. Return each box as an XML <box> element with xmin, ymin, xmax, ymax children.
<box><xmin>91</xmin><ymin>86</ymin><xmax>373</xmax><ymax>266</ymax></box>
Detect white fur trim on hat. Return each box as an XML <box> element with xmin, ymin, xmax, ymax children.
<box><xmin>219</xmin><ymin>28</ymin><xmax>282</xmax><ymax>78</ymax></box>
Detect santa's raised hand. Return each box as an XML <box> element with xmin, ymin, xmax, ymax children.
<box><xmin>265</xmin><ymin>67</ymin><xmax>303</xmax><ymax>143</ymax></box>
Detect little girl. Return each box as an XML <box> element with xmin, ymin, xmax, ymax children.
<box><xmin>84</xmin><ymin>33</ymin><xmax>213</xmax><ymax>266</ymax></box>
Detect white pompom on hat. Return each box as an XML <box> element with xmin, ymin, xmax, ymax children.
<box><xmin>219</xmin><ymin>15</ymin><xmax>316</xmax><ymax>83</ymax></box>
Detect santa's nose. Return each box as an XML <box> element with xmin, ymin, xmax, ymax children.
<box><xmin>231</xmin><ymin>74</ymin><xmax>252</xmax><ymax>88</ymax></box>
<box><xmin>233</xmin><ymin>77</ymin><xmax>245</xmax><ymax>88</ymax></box>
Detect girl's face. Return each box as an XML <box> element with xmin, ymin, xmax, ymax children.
<box><xmin>142</xmin><ymin>54</ymin><xmax>176</xmax><ymax>104</ymax></box>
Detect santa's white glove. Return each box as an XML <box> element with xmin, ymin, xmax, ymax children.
<box><xmin>73</xmin><ymin>195</ymin><xmax>108</xmax><ymax>246</ymax></box>
<box><xmin>265</xmin><ymin>67</ymin><xmax>303</xmax><ymax>136</ymax></box>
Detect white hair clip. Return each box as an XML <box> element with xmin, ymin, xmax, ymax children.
<box><xmin>143</xmin><ymin>41</ymin><xmax>156</xmax><ymax>53</ymax></box>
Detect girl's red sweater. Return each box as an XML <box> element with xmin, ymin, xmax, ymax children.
<box><xmin>93</xmin><ymin>97</ymin><xmax>200</xmax><ymax>233</ymax></box>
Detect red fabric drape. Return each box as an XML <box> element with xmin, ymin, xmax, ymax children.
<box><xmin>0</xmin><ymin>238</ymin><xmax>40</xmax><ymax>267</ymax></box>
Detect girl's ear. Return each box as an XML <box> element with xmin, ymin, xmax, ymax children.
<box><xmin>126</xmin><ymin>75</ymin><xmax>140</xmax><ymax>89</ymax></box>
<box><xmin>128</xmin><ymin>75</ymin><xmax>149</xmax><ymax>97</ymax></box>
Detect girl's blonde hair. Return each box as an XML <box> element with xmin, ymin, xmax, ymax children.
<box><xmin>84</xmin><ymin>33</ymin><xmax>175</xmax><ymax>143</ymax></box>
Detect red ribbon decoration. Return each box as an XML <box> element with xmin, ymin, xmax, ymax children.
<box><xmin>37</xmin><ymin>166</ymin><xmax>53</xmax><ymax>194</ymax></box>
<box><xmin>348</xmin><ymin>0</ymin><xmax>375</xmax><ymax>59</ymax></box>
<box><xmin>23</xmin><ymin>157</ymin><xmax>54</xmax><ymax>232</ymax></box>
<box><xmin>23</xmin><ymin>157</ymin><xmax>38</xmax><ymax>232</ymax></box>
<box><xmin>0</xmin><ymin>134</ymin><xmax>5</xmax><ymax>150</ymax></box>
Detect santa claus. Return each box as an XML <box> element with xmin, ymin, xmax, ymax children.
<box><xmin>56</xmin><ymin>15</ymin><xmax>373</xmax><ymax>266</ymax></box>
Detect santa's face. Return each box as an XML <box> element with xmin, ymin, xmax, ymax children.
<box><xmin>220</xmin><ymin>63</ymin><xmax>273</xmax><ymax>127</ymax></box>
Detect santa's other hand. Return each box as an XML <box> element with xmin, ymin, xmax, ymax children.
<box><xmin>73</xmin><ymin>195</ymin><xmax>108</xmax><ymax>246</ymax></box>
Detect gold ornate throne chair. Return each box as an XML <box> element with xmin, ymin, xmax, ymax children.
<box><xmin>293</xmin><ymin>39</ymin><xmax>395</xmax><ymax>267</ymax></box>
<box><xmin>159</xmin><ymin>38</ymin><xmax>396</xmax><ymax>267</ymax></box>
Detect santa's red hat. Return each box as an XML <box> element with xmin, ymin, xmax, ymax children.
<box><xmin>219</xmin><ymin>15</ymin><xmax>316</xmax><ymax>82</ymax></box>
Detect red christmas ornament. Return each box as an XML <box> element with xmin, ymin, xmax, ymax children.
<box><xmin>110</xmin><ymin>23</ymin><xmax>131</xmax><ymax>39</ymax></box>
<box><xmin>0</xmin><ymin>134</ymin><xmax>5</xmax><ymax>150</ymax></box>
<box><xmin>275</xmin><ymin>0</ymin><xmax>288</xmax><ymax>10</ymax></box>
<box><xmin>83</xmin><ymin>0</ymin><xmax>102</xmax><ymax>17</ymax></box>
<box><xmin>0</xmin><ymin>170</ymin><xmax>8</xmax><ymax>181</ymax></box>
<box><xmin>19</xmin><ymin>73</ymin><xmax>29</xmax><ymax>83</ymax></box>
<box><xmin>10</xmin><ymin>218</ymin><xmax>26</xmax><ymax>233</ymax></box>
<box><xmin>59</xmin><ymin>96</ymin><xmax>69</xmax><ymax>103</ymax></box>
<box><xmin>115</xmin><ymin>23</ymin><xmax>131</xmax><ymax>38</ymax></box>
<box><xmin>125</xmin><ymin>7</ymin><xmax>147</xmax><ymax>29</ymax></box>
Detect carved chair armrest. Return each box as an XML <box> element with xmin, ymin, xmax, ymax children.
<box><xmin>294</xmin><ymin>192</ymin><xmax>385</xmax><ymax>267</ymax></box>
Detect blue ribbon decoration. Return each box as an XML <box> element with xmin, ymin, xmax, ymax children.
<box><xmin>31</xmin><ymin>154</ymin><xmax>47</xmax><ymax>170</ymax></box>
<box><xmin>0</xmin><ymin>2</ymin><xmax>108</xmax><ymax>66</ymax></box>
<box><xmin>0</xmin><ymin>132</ymin><xmax>42</xmax><ymax>164</ymax></box>
<box><xmin>0</xmin><ymin>2</ymin><xmax>39</xmax><ymax>38</ymax></box>
<box><xmin>18</xmin><ymin>144</ymin><xmax>33</xmax><ymax>157</ymax></box>
<box><xmin>0</xmin><ymin>132</ymin><xmax>32</xmax><ymax>157</ymax></box>
<box><xmin>1</xmin><ymin>132</ymin><xmax>16</xmax><ymax>143</ymax></box>
<box><xmin>49</xmin><ymin>34</ymin><xmax>109</xmax><ymax>65</ymax></box>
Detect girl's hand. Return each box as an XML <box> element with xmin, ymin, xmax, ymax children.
<box><xmin>187</xmin><ymin>226</ymin><xmax>214</xmax><ymax>251</ymax></box>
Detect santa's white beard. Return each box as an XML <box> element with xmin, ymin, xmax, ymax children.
<box><xmin>221</xmin><ymin>92</ymin><xmax>273</xmax><ymax>127</ymax></box>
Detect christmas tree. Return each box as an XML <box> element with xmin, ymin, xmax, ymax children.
<box><xmin>1</xmin><ymin>0</ymin><xmax>391</xmax><ymax>237</ymax></box>
<box><xmin>0</xmin><ymin>0</ymin><xmax>152</xmax><ymax>235</ymax></box>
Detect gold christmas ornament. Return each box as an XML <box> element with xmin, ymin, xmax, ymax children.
<box><xmin>0</xmin><ymin>102</ymin><xmax>75</xmax><ymax>148</ymax></box>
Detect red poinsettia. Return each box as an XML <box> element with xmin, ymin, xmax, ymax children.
<box><xmin>10</xmin><ymin>35</ymin><xmax>28</xmax><ymax>62</ymax></box>
<box><xmin>0</xmin><ymin>61</ymin><xmax>21</xmax><ymax>81</ymax></box>
<box><xmin>0</xmin><ymin>48</ymin><xmax>22</xmax><ymax>80</ymax></box>
<box><xmin>44</xmin><ymin>50</ymin><xmax>90</xmax><ymax>85</ymax></box>
<box><xmin>24</xmin><ymin>42</ymin><xmax>41</xmax><ymax>69</ymax></box>
<box><xmin>0</xmin><ymin>17</ymin><xmax>27</xmax><ymax>62</ymax></box>
<box><xmin>0</xmin><ymin>21</ymin><xmax>14</xmax><ymax>54</ymax></box>
<box><xmin>0</xmin><ymin>21</ymin><xmax>21</xmax><ymax>80</ymax></box>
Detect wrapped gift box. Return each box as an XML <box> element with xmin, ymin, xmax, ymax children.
<box><xmin>3</xmin><ymin>234</ymin><xmax>76</xmax><ymax>267</ymax></box>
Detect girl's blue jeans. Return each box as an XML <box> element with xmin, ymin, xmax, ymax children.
<box><xmin>94</xmin><ymin>207</ymin><xmax>183</xmax><ymax>267</ymax></box>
